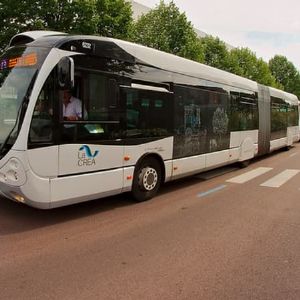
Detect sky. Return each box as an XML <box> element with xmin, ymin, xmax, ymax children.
<box><xmin>135</xmin><ymin>0</ymin><xmax>300</xmax><ymax>70</ymax></box>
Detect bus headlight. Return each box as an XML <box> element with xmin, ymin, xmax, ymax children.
<box><xmin>0</xmin><ymin>173</ymin><xmax>7</xmax><ymax>182</ymax></box>
<box><xmin>6</xmin><ymin>170</ymin><xmax>18</xmax><ymax>181</ymax></box>
<box><xmin>9</xmin><ymin>191</ymin><xmax>25</xmax><ymax>203</ymax></box>
<box><xmin>0</xmin><ymin>158</ymin><xmax>26</xmax><ymax>186</ymax></box>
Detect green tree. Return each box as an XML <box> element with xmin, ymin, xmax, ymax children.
<box><xmin>0</xmin><ymin>0</ymin><xmax>39</xmax><ymax>53</ymax></box>
<box><xmin>95</xmin><ymin>0</ymin><xmax>133</xmax><ymax>39</ymax></box>
<box><xmin>269</xmin><ymin>55</ymin><xmax>300</xmax><ymax>97</ymax></box>
<box><xmin>229</xmin><ymin>47</ymin><xmax>278</xmax><ymax>87</ymax></box>
<box><xmin>0</xmin><ymin>0</ymin><xmax>97</xmax><ymax>53</ymax></box>
<box><xmin>33</xmin><ymin>0</ymin><xmax>98</xmax><ymax>33</ymax></box>
<box><xmin>199</xmin><ymin>35</ymin><xmax>231</xmax><ymax>71</ymax></box>
<box><xmin>131</xmin><ymin>1</ymin><xmax>203</xmax><ymax>61</ymax></box>
<box><xmin>0</xmin><ymin>0</ymin><xmax>133</xmax><ymax>54</ymax></box>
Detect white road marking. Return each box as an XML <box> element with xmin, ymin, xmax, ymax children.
<box><xmin>226</xmin><ymin>167</ymin><xmax>273</xmax><ymax>184</ymax></box>
<box><xmin>260</xmin><ymin>169</ymin><xmax>300</xmax><ymax>188</ymax></box>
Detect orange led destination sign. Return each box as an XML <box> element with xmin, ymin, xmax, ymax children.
<box><xmin>8</xmin><ymin>53</ymin><xmax>37</xmax><ymax>68</ymax></box>
<box><xmin>1</xmin><ymin>53</ymin><xmax>37</xmax><ymax>70</ymax></box>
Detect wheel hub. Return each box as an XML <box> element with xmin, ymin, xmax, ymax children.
<box><xmin>139</xmin><ymin>167</ymin><xmax>158</xmax><ymax>191</ymax></box>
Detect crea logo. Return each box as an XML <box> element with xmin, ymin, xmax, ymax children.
<box><xmin>79</xmin><ymin>145</ymin><xmax>99</xmax><ymax>158</ymax></box>
<box><xmin>78</xmin><ymin>145</ymin><xmax>99</xmax><ymax>167</ymax></box>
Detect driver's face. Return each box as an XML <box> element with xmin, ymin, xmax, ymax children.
<box><xmin>63</xmin><ymin>90</ymin><xmax>71</xmax><ymax>104</ymax></box>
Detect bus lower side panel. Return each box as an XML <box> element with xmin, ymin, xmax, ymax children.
<box><xmin>4</xmin><ymin>128</ymin><xmax>299</xmax><ymax>209</ymax></box>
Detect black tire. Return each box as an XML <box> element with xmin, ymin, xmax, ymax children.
<box><xmin>132</xmin><ymin>157</ymin><xmax>162</xmax><ymax>202</ymax></box>
<box><xmin>239</xmin><ymin>159</ymin><xmax>250</xmax><ymax>168</ymax></box>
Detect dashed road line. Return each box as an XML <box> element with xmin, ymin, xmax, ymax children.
<box><xmin>226</xmin><ymin>167</ymin><xmax>273</xmax><ymax>184</ymax></box>
<box><xmin>198</xmin><ymin>185</ymin><xmax>227</xmax><ymax>198</ymax></box>
<box><xmin>260</xmin><ymin>169</ymin><xmax>300</xmax><ymax>188</ymax></box>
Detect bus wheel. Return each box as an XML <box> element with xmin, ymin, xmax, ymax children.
<box><xmin>132</xmin><ymin>158</ymin><xmax>162</xmax><ymax>202</ymax></box>
<box><xmin>239</xmin><ymin>159</ymin><xmax>250</xmax><ymax>168</ymax></box>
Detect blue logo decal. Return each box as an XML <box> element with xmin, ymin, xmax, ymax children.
<box><xmin>79</xmin><ymin>145</ymin><xmax>99</xmax><ymax>158</ymax></box>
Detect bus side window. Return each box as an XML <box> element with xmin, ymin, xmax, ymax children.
<box><xmin>121</xmin><ymin>87</ymin><xmax>172</xmax><ymax>138</ymax></box>
<box><xmin>62</xmin><ymin>71</ymin><xmax>123</xmax><ymax>143</ymax></box>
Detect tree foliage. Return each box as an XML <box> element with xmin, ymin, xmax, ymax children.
<box><xmin>199</xmin><ymin>35</ymin><xmax>231</xmax><ymax>71</ymax></box>
<box><xmin>0</xmin><ymin>0</ymin><xmax>132</xmax><ymax>53</ymax></box>
<box><xmin>95</xmin><ymin>0</ymin><xmax>133</xmax><ymax>39</ymax></box>
<box><xmin>131</xmin><ymin>1</ymin><xmax>203</xmax><ymax>61</ymax></box>
<box><xmin>229</xmin><ymin>47</ymin><xmax>278</xmax><ymax>87</ymax></box>
<box><xmin>0</xmin><ymin>0</ymin><xmax>39</xmax><ymax>52</ymax></box>
<box><xmin>269</xmin><ymin>55</ymin><xmax>300</xmax><ymax>97</ymax></box>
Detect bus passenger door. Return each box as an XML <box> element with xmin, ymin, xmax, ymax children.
<box><xmin>52</xmin><ymin>68</ymin><xmax>126</xmax><ymax>205</ymax></box>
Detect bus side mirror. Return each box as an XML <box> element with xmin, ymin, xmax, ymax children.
<box><xmin>58</xmin><ymin>57</ymin><xmax>74</xmax><ymax>89</ymax></box>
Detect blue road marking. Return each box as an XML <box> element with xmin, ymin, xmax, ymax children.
<box><xmin>197</xmin><ymin>184</ymin><xmax>227</xmax><ymax>198</ymax></box>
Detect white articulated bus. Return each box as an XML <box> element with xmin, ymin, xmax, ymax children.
<box><xmin>0</xmin><ymin>31</ymin><xmax>299</xmax><ymax>209</ymax></box>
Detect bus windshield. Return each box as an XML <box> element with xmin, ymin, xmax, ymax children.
<box><xmin>0</xmin><ymin>46</ymin><xmax>49</xmax><ymax>154</ymax></box>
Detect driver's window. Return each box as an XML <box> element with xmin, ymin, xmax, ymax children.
<box><xmin>29</xmin><ymin>71</ymin><xmax>55</xmax><ymax>144</ymax></box>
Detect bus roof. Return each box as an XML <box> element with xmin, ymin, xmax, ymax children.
<box><xmin>9</xmin><ymin>31</ymin><xmax>299</xmax><ymax>102</ymax></box>
<box><xmin>10</xmin><ymin>31</ymin><xmax>256</xmax><ymax>91</ymax></box>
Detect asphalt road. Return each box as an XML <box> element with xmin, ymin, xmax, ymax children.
<box><xmin>1</xmin><ymin>145</ymin><xmax>300</xmax><ymax>299</ymax></box>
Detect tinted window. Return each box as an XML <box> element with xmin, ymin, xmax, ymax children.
<box><xmin>121</xmin><ymin>87</ymin><xmax>173</xmax><ymax>139</ymax></box>
<box><xmin>173</xmin><ymin>85</ymin><xmax>230</xmax><ymax>158</ymax></box>
<box><xmin>271</xmin><ymin>96</ymin><xmax>287</xmax><ymax>139</ymax></box>
<box><xmin>288</xmin><ymin>103</ymin><xmax>298</xmax><ymax>127</ymax></box>
<box><xmin>60</xmin><ymin>57</ymin><xmax>125</xmax><ymax>143</ymax></box>
<box><xmin>229</xmin><ymin>91</ymin><xmax>258</xmax><ymax>131</ymax></box>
